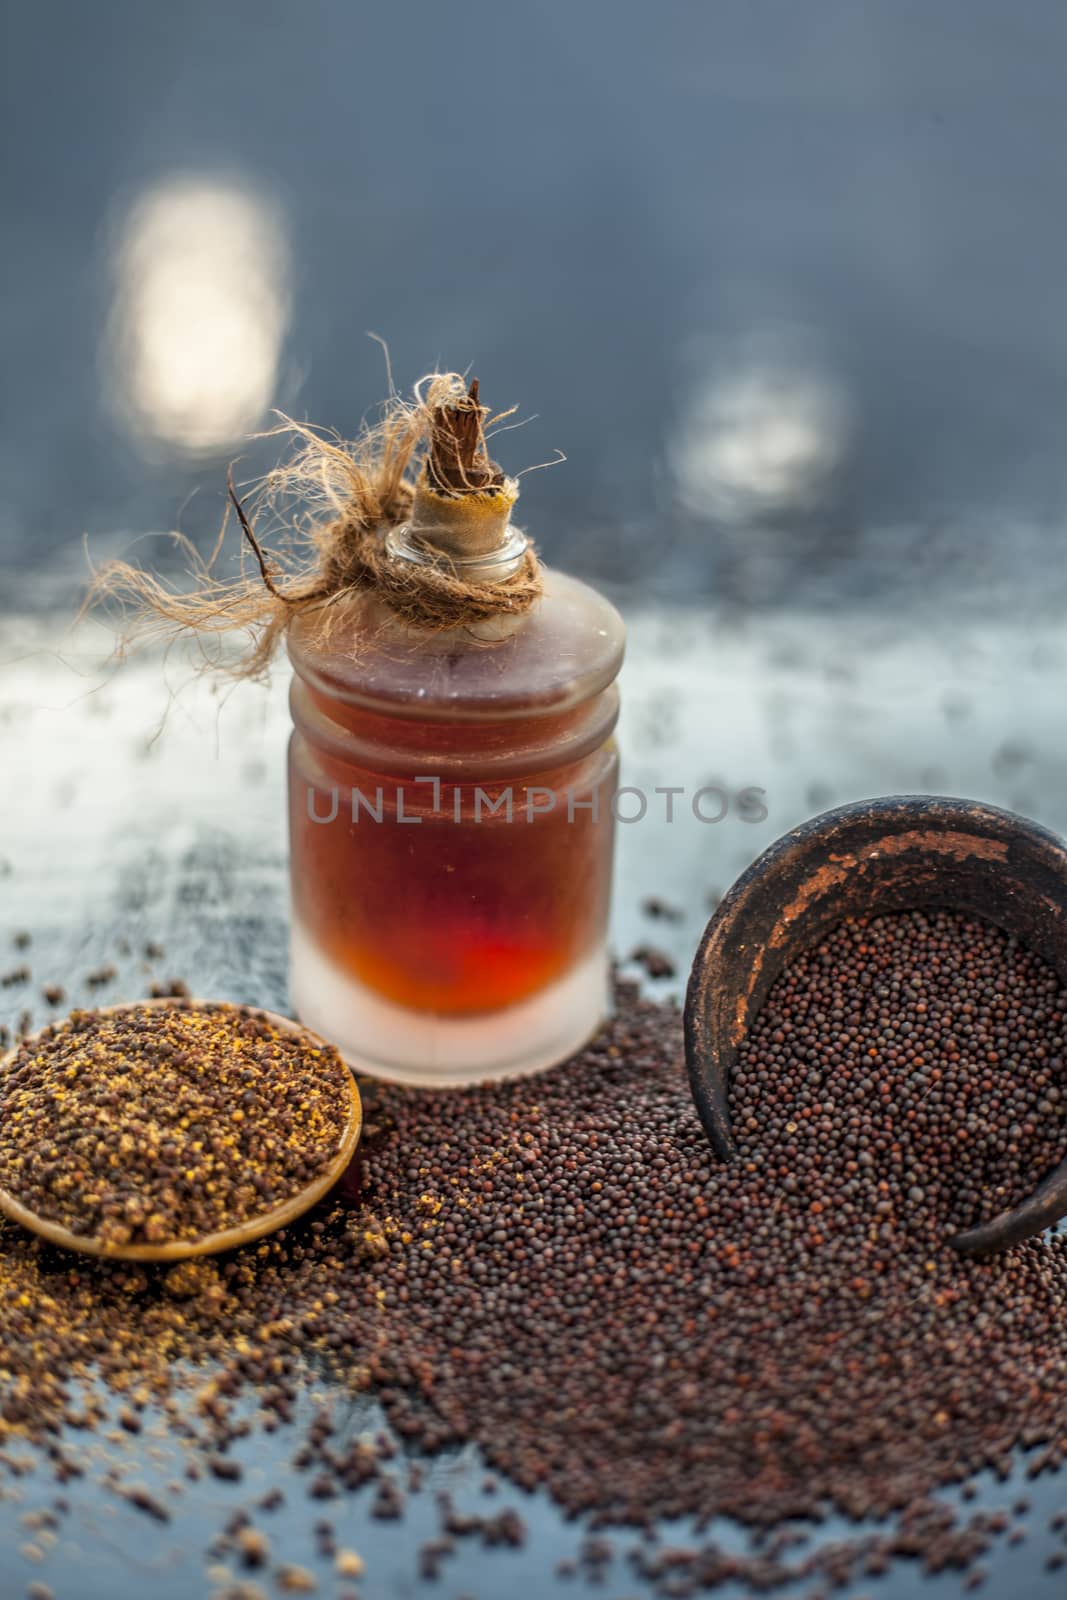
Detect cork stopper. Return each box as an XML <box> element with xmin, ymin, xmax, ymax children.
<box><xmin>425</xmin><ymin>378</ymin><xmax>504</xmax><ymax>494</ymax></box>
<box><xmin>409</xmin><ymin>378</ymin><xmax>519</xmax><ymax>559</ymax></box>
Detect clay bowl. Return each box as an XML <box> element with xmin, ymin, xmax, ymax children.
<box><xmin>0</xmin><ymin>999</ymin><xmax>362</xmax><ymax>1262</ymax></box>
<box><xmin>684</xmin><ymin>796</ymin><xmax>1067</xmax><ymax>1254</ymax></box>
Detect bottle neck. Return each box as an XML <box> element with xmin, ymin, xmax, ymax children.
<box><xmin>385</xmin><ymin>474</ymin><xmax>529</xmax><ymax>582</ymax></box>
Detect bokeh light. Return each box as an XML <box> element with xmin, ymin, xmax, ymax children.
<box><xmin>672</xmin><ymin>332</ymin><xmax>851</xmax><ymax>524</ymax></box>
<box><xmin>104</xmin><ymin>174</ymin><xmax>290</xmax><ymax>459</ymax></box>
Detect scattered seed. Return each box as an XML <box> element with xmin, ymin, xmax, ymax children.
<box><xmin>122</xmin><ymin>1484</ymin><xmax>170</xmax><ymax>1521</ymax></box>
<box><xmin>641</xmin><ymin>897</ymin><xmax>684</xmax><ymax>923</ymax></box>
<box><xmin>148</xmin><ymin>979</ymin><xmax>191</xmax><ymax>1000</ymax></box>
<box><xmin>275</xmin><ymin>1566</ymin><xmax>316</xmax><ymax>1593</ymax></box>
<box><xmin>628</xmin><ymin>945</ymin><xmax>676</xmax><ymax>979</ymax></box>
<box><xmin>235</xmin><ymin>1528</ymin><xmax>270</xmax><ymax>1568</ymax></box>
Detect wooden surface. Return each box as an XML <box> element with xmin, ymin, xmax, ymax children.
<box><xmin>1</xmin><ymin>607</ymin><xmax>1066</xmax><ymax>1597</ymax></box>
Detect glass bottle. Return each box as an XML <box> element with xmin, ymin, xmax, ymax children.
<box><xmin>286</xmin><ymin>453</ymin><xmax>625</xmax><ymax>1086</ymax></box>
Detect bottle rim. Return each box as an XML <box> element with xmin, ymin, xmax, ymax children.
<box><xmin>385</xmin><ymin>521</ymin><xmax>530</xmax><ymax>577</ymax></box>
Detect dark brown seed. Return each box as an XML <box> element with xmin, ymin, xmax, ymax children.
<box><xmin>235</xmin><ymin>1527</ymin><xmax>270</xmax><ymax>1567</ymax></box>
<box><xmin>628</xmin><ymin>944</ymin><xmax>677</xmax><ymax>979</ymax></box>
<box><xmin>148</xmin><ymin>978</ymin><xmax>191</xmax><ymax>1000</ymax></box>
<box><xmin>641</xmin><ymin>897</ymin><xmax>684</xmax><ymax>923</ymax></box>
<box><xmin>122</xmin><ymin>1484</ymin><xmax>170</xmax><ymax>1521</ymax></box>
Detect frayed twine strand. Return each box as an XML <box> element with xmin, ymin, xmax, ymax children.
<box><xmin>88</xmin><ymin>373</ymin><xmax>543</xmax><ymax>680</ymax></box>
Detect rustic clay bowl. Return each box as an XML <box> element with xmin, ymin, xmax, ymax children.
<box><xmin>684</xmin><ymin>796</ymin><xmax>1067</xmax><ymax>1254</ymax></box>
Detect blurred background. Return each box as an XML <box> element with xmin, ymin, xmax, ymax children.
<box><xmin>5</xmin><ymin>0</ymin><xmax>1067</xmax><ymax>615</ymax></box>
<box><xmin>5</xmin><ymin>0</ymin><xmax>1067</xmax><ymax>977</ymax></box>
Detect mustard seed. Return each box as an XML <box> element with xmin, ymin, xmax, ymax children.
<box><xmin>0</xmin><ymin>917</ymin><xmax>1065</xmax><ymax>1593</ymax></box>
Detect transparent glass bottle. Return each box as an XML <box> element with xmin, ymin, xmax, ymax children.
<box><xmin>287</xmin><ymin>503</ymin><xmax>625</xmax><ymax>1086</ymax></box>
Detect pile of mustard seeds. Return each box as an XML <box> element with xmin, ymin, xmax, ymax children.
<box><xmin>0</xmin><ymin>1003</ymin><xmax>353</xmax><ymax>1247</ymax></box>
<box><xmin>1</xmin><ymin>925</ymin><xmax>1066</xmax><ymax>1595</ymax></box>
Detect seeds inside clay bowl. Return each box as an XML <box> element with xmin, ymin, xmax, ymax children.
<box><xmin>685</xmin><ymin>794</ymin><xmax>1067</xmax><ymax>1251</ymax></box>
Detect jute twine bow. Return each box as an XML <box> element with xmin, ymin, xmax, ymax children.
<box><xmin>88</xmin><ymin>373</ymin><xmax>545</xmax><ymax>679</ymax></box>
<box><xmin>233</xmin><ymin>472</ymin><xmax>542</xmax><ymax>634</ymax></box>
